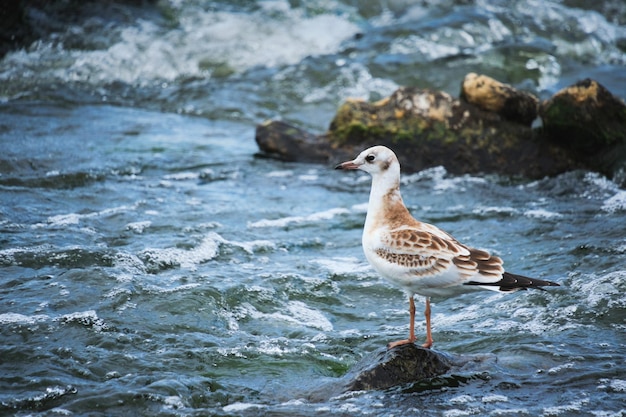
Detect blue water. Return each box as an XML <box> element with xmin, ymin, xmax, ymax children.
<box><xmin>1</xmin><ymin>1</ymin><xmax>625</xmax><ymax>416</ymax></box>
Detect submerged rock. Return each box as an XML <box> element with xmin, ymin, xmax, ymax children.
<box><xmin>255</xmin><ymin>75</ymin><xmax>626</xmax><ymax>185</ymax></box>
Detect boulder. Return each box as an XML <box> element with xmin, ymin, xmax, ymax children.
<box><xmin>460</xmin><ymin>73</ymin><xmax>538</xmax><ymax>126</ymax></box>
<box><xmin>539</xmin><ymin>79</ymin><xmax>626</xmax><ymax>179</ymax></box>
<box><xmin>255</xmin><ymin>120</ymin><xmax>335</xmax><ymax>163</ymax></box>
<box><xmin>255</xmin><ymin>75</ymin><xmax>626</xmax><ymax>185</ymax></box>
<box><xmin>0</xmin><ymin>0</ymin><xmax>161</xmax><ymax>58</ymax></box>
<box><xmin>306</xmin><ymin>344</ymin><xmax>496</xmax><ymax>400</ymax></box>
<box><xmin>340</xmin><ymin>344</ymin><xmax>452</xmax><ymax>391</ymax></box>
<box><xmin>257</xmin><ymin>85</ymin><xmax>579</xmax><ymax>178</ymax></box>
<box><xmin>540</xmin><ymin>78</ymin><xmax>626</xmax><ymax>151</ymax></box>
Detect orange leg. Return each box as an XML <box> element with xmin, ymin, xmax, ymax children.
<box><xmin>387</xmin><ymin>296</ymin><xmax>417</xmax><ymax>349</ymax></box>
<box><xmin>422</xmin><ymin>297</ymin><xmax>433</xmax><ymax>349</ymax></box>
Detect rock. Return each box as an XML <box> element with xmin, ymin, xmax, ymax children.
<box><xmin>306</xmin><ymin>344</ymin><xmax>496</xmax><ymax>400</ymax></box>
<box><xmin>460</xmin><ymin>73</ymin><xmax>538</xmax><ymax>126</ymax></box>
<box><xmin>0</xmin><ymin>0</ymin><xmax>161</xmax><ymax>58</ymax></box>
<box><xmin>257</xmin><ymin>85</ymin><xmax>579</xmax><ymax>179</ymax></box>
<box><xmin>540</xmin><ymin>79</ymin><xmax>626</xmax><ymax>151</ymax></box>
<box><xmin>0</xmin><ymin>1</ymin><xmax>35</xmax><ymax>58</ymax></box>
<box><xmin>256</xmin><ymin>76</ymin><xmax>626</xmax><ymax>185</ymax></box>
<box><xmin>340</xmin><ymin>344</ymin><xmax>452</xmax><ymax>391</ymax></box>
<box><xmin>254</xmin><ymin>120</ymin><xmax>335</xmax><ymax>163</ymax></box>
<box><xmin>539</xmin><ymin>79</ymin><xmax>626</xmax><ymax>183</ymax></box>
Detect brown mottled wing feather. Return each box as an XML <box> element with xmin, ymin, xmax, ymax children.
<box><xmin>453</xmin><ymin>247</ymin><xmax>505</xmax><ymax>280</ymax></box>
<box><xmin>378</xmin><ymin>226</ymin><xmax>478</xmax><ymax>284</ymax></box>
<box><xmin>376</xmin><ymin>225</ymin><xmax>560</xmax><ymax>291</ymax></box>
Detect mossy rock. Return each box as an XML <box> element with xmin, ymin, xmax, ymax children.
<box><xmin>323</xmin><ymin>86</ymin><xmax>576</xmax><ymax>177</ymax></box>
<box><xmin>540</xmin><ymin>79</ymin><xmax>626</xmax><ymax>153</ymax></box>
<box><xmin>255</xmin><ymin>76</ymin><xmax>626</xmax><ymax>185</ymax></box>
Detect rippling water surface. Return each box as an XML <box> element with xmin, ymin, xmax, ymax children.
<box><xmin>1</xmin><ymin>1</ymin><xmax>625</xmax><ymax>416</ymax></box>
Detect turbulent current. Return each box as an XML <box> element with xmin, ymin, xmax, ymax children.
<box><xmin>1</xmin><ymin>1</ymin><xmax>625</xmax><ymax>416</ymax></box>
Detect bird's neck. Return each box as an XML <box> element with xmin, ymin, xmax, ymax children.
<box><xmin>364</xmin><ymin>172</ymin><xmax>412</xmax><ymax>231</ymax></box>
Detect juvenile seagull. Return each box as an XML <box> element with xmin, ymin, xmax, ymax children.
<box><xmin>335</xmin><ymin>145</ymin><xmax>559</xmax><ymax>349</ymax></box>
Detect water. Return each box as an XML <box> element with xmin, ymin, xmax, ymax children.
<box><xmin>1</xmin><ymin>1</ymin><xmax>625</xmax><ymax>416</ymax></box>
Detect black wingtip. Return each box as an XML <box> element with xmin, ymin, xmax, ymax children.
<box><xmin>503</xmin><ymin>272</ymin><xmax>561</xmax><ymax>290</ymax></box>
<box><xmin>465</xmin><ymin>272</ymin><xmax>561</xmax><ymax>291</ymax></box>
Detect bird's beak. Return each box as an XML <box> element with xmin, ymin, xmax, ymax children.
<box><xmin>335</xmin><ymin>160</ymin><xmax>360</xmax><ymax>170</ymax></box>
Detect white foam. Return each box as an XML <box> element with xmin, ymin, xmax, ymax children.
<box><xmin>302</xmin><ymin>62</ymin><xmax>398</xmax><ymax>103</ymax></box>
<box><xmin>38</xmin><ymin>203</ymin><xmax>142</xmax><ymax>229</ymax></box>
<box><xmin>0</xmin><ymin>313</ymin><xmax>49</xmax><ymax>325</ymax></box>
<box><xmin>248</xmin><ymin>208</ymin><xmax>349</xmax><ymax>228</ymax></box>
<box><xmin>125</xmin><ymin>221</ymin><xmax>151</xmax><ymax>233</ymax></box>
<box><xmin>598</xmin><ymin>378</ymin><xmax>626</xmax><ymax>392</ymax></box>
<box><xmin>140</xmin><ymin>232</ymin><xmax>223</xmax><ymax>271</ymax></box>
<box><xmin>298</xmin><ymin>174</ymin><xmax>318</xmax><ymax>182</ymax></box>
<box><xmin>444</xmin><ymin>408</ymin><xmax>479</xmax><ymax>417</ymax></box>
<box><xmin>163</xmin><ymin>396</ymin><xmax>186</xmax><ymax>410</ymax></box>
<box><xmin>266</xmin><ymin>170</ymin><xmax>294</xmax><ymax>178</ymax></box>
<box><xmin>142</xmin><ymin>282</ymin><xmax>202</xmax><ymax>294</ymax></box>
<box><xmin>240</xmin><ymin>300</ymin><xmax>333</xmax><ymax>332</ymax></box>
<box><xmin>46</xmin><ymin>213</ymin><xmax>81</xmax><ymax>226</ymax></box>
<box><xmin>223</xmin><ymin>402</ymin><xmax>265</xmax><ymax>412</ymax></box>
<box><xmin>601</xmin><ymin>190</ymin><xmax>626</xmax><ymax>213</ymax></box>
<box><xmin>49</xmin><ymin>408</ymin><xmax>73</xmax><ymax>416</ymax></box>
<box><xmin>58</xmin><ymin>310</ymin><xmax>108</xmax><ymax>331</ymax></box>
<box><xmin>482</xmin><ymin>394</ymin><xmax>508</xmax><ymax>403</ymax></box>
<box><xmin>570</xmin><ymin>270</ymin><xmax>626</xmax><ymax>311</ymax></box>
<box><xmin>449</xmin><ymin>394</ymin><xmax>475</xmax><ymax>405</ymax></box>
<box><xmin>285</xmin><ymin>301</ymin><xmax>333</xmax><ymax>331</ymax></box>
<box><xmin>17</xmin><ymin>3</ymin><xmax>358</xmax><ymax>85</ymax></box>
<box><xmin>542</xmin><ymin>398</ymin><xmax>589</xmax><ymax>416</ymax></box>
<box><xmin>162</xmin><ymin>172</ymin><xmax>199</xmax><ymax>180</ymax></box>
<box><xmin>310</xmin><ymin>257</ymin><xmax>371</xmax><ymax>276</ymax></box>
<box><xmin>228</xmin><ymin>239</ymin><xmax>276</xmax><ymax>255</ymax></box>
<box><xmin>524</xmin><ymin>209</ymin><xmax>562</xmax><ymax>219</ymax></box>
<box><xmin>547</xmin><ymin>362</ymin><xmax>575</xmax><ymax>375</ymax></box>
<box><xmin>472</xmin><ymin>206</ymin><xmax>519</xmax><ymax>216</ymax></box>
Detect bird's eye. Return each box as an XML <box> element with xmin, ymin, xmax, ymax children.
<box><xmin>365</xmin><ymin>154</ymin><xmax>375</xmax><ymax>162</ymax></box>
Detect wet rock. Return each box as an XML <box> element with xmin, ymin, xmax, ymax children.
<box><xmin>0</xmin><ymin>0</ymin><xmax>161</xmax><ymax>58</ymax></box>
<box><xmin>460</xmin><ymin>73</ymin><xmax>538</xmax><ymax>126</ymax></box>
<box><xmin>255</xmin><ymin>120</ymin><xmax>335</xmax><ymax>163</ymax></box>
<box><xmin>257</xmin><ymin>85</ymin><xmax>579</xmax><ymax>178</ymax></box>
<box><xmin>539</xmin><ymin>79</ymin><xmax>626</xmax><ymax>180</ymax></box>
<box><xmin>340</xmin><ymin>344</ymin><xmax>452</xmax><ymax>391</ymax></box>
<box><xmin>255</xmin><ymin>76</ymin><xmax>626</xmax><ymax>185</ymax></box>
<box><xmin>0</xmin><ymin>2</ymin><xmax>25</xmax><ymax>57</ymax></box>
<box><xmin>540</xmin><ymin>79</ymin><xmax>626</xmax><ymax>151</ymax></box>
<box><xmin>306</xmin><ymin>344</ymin><xmax>496</xmax><ymax>400</ymax></box>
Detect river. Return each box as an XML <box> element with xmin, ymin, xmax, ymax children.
<box><xmin>1</xmin><ymin>1</ymin><xmax>625</xmax><ymax>416</ymax></box>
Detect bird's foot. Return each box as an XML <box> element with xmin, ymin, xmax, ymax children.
<box><xmin>386</xmin><ymin>338</ymin><xmax>433</xmax><ymax>350</ymax></box>
<box><xmin>387</xmin><ymin>338</ymin><xmax>416</xmax><ymax>350</ymax></box>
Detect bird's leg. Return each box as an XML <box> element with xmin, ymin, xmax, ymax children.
<box><xmin>422</xmin><ymin>297</ymin><xmax>433</xmax><ymax>349</ymax></box>
<box><xmin>387</xmin><ymin>295</ymin><xmax>417</xmax><ymax>349</ymax></box>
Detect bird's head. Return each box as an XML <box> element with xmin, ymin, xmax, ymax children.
<box><xmin>335</xmin><ymin>145</ymin><xmax>399</xmax><ymax>177</ymax></box>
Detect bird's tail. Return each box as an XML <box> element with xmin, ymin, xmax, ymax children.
<box><xmin>466</xmin><ymin>272</ymin><xmax>560</xmax><ymax>292</ymax></box>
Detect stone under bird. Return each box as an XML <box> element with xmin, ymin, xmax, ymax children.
<box><xmin>335</xmin><ymin>145</ymin><xmax>560</xmax><ymax>349</ymax></box>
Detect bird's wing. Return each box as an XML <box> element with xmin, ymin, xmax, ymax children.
<box><xmin>375</xmin><ymin>225</ymin><xmax>505</xmax><ymax>288</ymax></box>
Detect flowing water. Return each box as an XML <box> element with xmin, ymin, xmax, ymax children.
<box><xmin>1</xmin><ymin>1</ymin><xmax>625</xmax><ymax>416</ymax></box>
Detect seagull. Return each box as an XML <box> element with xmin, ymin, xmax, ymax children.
<box><xmin>335</xmin><ymin>145</ymin><xmax>560</xmax><ymax>349</ymax></box>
